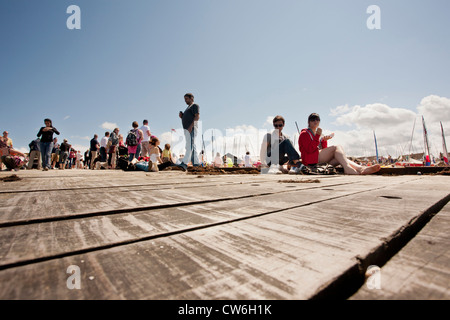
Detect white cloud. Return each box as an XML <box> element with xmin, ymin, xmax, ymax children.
<box><xmin>63</xmin><ymin>115</ymin><xmax>70</xmax><ymax>120</ymax></box>
<box><xmin>328</xmin><ymin>95</ymin><xmax>450</xmax><ymax>158</ymax></box>
<box><xmin>70</xmin><ymin>144</ymin><xmax>90</xmax><ymax>153</ymax></box>
<box><xmin>417</xmin><ymin>95</ymin><xmax>450</xmax><ymax>129</ymax></box>
<box><xmin>101</xmin><ymin>122</ymin><xmax>117</xmax><ymax>131</ymax></box>
<box><xmin>329</xmin><ymin>104</ymin><xmax>350</xmax><ymax>117</ymax></box>
<box><xmin>16</xmin><ymin>147</ymin><xmax>28</xmax><ymax>154</ymax></box>
<box><xmin>331</xmin><ymin>103</ymin><xmax>416</xmax><ymax>129</ymax></box>
<box><xmin>70</xmin><ymin>135</ymin><xmax>90</xmax><ymax>140</ymax></box>
<box><xmin>263</xmin><ymin>116</ymin><xmax>275</xmax><ymax>128</ymax></box>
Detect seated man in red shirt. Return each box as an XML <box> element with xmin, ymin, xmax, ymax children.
<box><xmin>298</xmin><ymin>113</ymin><xmax>380</xmax><ymax>175</ymax></box>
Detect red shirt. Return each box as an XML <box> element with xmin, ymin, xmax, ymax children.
<box><xmin>298</xmin><ymin>128</ymin><xmax>327</xmax><ymax>166</ymax></box>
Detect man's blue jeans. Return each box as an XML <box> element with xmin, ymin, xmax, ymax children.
<box><xmin>40</xmin><ymin>141</ymin><xmax>53</xmax><ymax>169</ymax></box>
<box><xmin>182</xmin><ymin>128</ymin><xmax>199</xmax><ymax>166</ymax></box>
<box><xmin>265</xmin><ymin>139</ymin><xmax>300</xmax><ymax>166</ymax></box>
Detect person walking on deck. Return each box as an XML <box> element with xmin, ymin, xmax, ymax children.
<box><xmin>37</xmin><ymin>119</ymin><xmax>60</xmax><ymax>171</ymax></box>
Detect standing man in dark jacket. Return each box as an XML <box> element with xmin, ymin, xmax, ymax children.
<box><xmin>37</xmin><ymin>118</ymin><xmax>60</xmax><ymax>171</ymax></box>
<box><xmin>178</xmin><ymin>93</ymin><xmax>200</xmax><ymax>169</ymax></box>
<box><xmin>90</xmin><ymin>134</ymin><xmax>100</xmax><ymax>169</ymax></box>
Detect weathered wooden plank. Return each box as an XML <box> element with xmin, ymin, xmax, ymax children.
<box><xmin>0</xmin><ymin>170</ymin><xmax>258</xmax><ymax>193</ymax></box>
<box><xmin>0</xmin><ymin>180</ymin><xmax>389</xmax><ymax>268</ymax></box>
<box><xmin>0</xmin><ymin>175</ymin><xmax>354</xmax><ymax>226</ymax></box>
<box><xmin>0</xmin><ymin>175</ymin><xmax>447</xmax><ymax>299</ymax></box>
<box><xmin>350</xmin><ymin>203</ymin><xmax>450</xmax><ymax>300</ymax></box>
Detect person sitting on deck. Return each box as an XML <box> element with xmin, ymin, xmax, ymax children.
<box><xmin>213</xmin><ymin>152</ymin><xmax>223</xmax><ymax>167</ymax></box>
<box><xmin>260</xmin><ymin>116</ymin><xmax>302</xmax><ymax>173</ymax></box>
<box><xmin>298</xmin><ymin>113</ymin><xmax>381</xmax><ymax>175</ymax></box>
<box><xmin>259</xmin><ymin>115</ymin><xmax>303</xmax><ymax>174</ymax></box>
<box><xmin>0</xmin><ymin>137</ymin><xmax>28</xmax><ymax>171</ymax></box>
<box><xmin>161</xmin><ymin>144</ymin><xmax>173</xmax><ymax>163</ymax></box>
<box><xmin>147</xmin><ymin>136</ymin><xmax>173</xmax><ymax>172</ymax></box>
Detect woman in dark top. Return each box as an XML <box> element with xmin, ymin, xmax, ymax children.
<box><xmin>37</xmin><ymin>118</ymin><xmax>60</xmax><ymax>171</ymax></box>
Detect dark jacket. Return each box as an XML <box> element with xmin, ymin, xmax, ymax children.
<box><xmin>29</xmin><ymin>139</ymin><xmax>41</xmax><ymax>152</ymax></box>
<box><xmin>37</xmin><ymin>127</ymin><xmax>60</xmax><ymax>142</ymax></box>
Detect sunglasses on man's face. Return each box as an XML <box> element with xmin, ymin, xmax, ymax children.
<box><xmin>274</xmin><ymin>124</ymin><xmax>284</xmax><ymax>128</ymax></box>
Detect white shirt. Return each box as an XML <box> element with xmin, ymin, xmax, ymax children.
<box><xmin>100</xmin><ymin>136</ymin><xmax>109</xmax><ymax>148</ymax></box>
<box><xmin>150</xmin><ymin>153</ymin><xmax>158</xmax><ymax>163</ymax></box>
<box><xmin>244</xmin><ymin>154</ymin><xmax>251</xmax><ymax>167</ymax></box>
<box><xmin>140</xmin><ymin>125</ymin><xmax>151</xmax><ymax>141</ymax></box>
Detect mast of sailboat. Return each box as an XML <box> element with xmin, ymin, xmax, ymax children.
<box><xmin>408</xmin><ymin>117</ymin><xmax>416</xmax><ymax>156</ymax></box>
<box><xmin>201</xmin><ymin>134</ymin><xmax>206</xmax><ymax>164</ymax></box>
<box><xmin>295</xmin><ymin>121</ymin><xmax>300</xmax><ymax>134</ymax></box>
<box><xmin>441</xmin><ymin>122</ymin><xmax>449</xmax><ymax>165</ymax></box>
<box><xmin>422</xmin><ymin>116</ymin><xmax>431</xmax><ymax>165</ymax></box>
<box><xmin>373</xmin><ymin>131</ymin><xmax>379</xmax><ymax>163</ymax></box>
<box><xmin>211</xmin><ymin>129</ymin><xmax>215</xmax><ymax>161</ymax></box>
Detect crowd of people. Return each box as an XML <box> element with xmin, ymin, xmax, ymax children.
<box><xmin>1</xmin><ymin>93</ymin><xmax>384</xmax><ymax>175</ymax></box>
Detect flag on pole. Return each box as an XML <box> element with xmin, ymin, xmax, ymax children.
<box><xmin>441</xmin><ymin>122</ymin><xmax>449</xmax><ymax>165</ymax></box>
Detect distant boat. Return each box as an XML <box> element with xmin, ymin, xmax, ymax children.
<box><xmin>395</xmin><ymin>157</ymin><xmax>424</xmax><ymax>167</ymax></box>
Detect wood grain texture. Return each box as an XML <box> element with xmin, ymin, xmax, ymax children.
<box><xmin>351</xmin><ymin>203</ymin><xmax>450</xmax><ymax>300</ymax></box>
<box><xmin>0</xmin><ymin>170</ymin><xmax>448</xmax><ymax>299</ymax></box>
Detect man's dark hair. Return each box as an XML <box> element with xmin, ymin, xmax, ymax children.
<box><xmin>273</xmin><ymin>115</ymin><xmax>285</xmax><ymax>125</ymax></box>
<box><xmin>184</xmin><ymin>93</ymin><xmax>194</xmax><ymax>99</ymax></box>
<box><xmin>143</xmin><ymin>120</ymin><xmax>148</xmax><ymax>125</ymax></box>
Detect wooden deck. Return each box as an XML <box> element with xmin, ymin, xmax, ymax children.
<box><xmin>351</xmin><ymin>202</ymin><xmax>450</xmax><ymax>300</ymax></box>
<box><xmin>0</xmin><ymin>169</ymin><xmax>448</xmax><ymax>300</ymax></box>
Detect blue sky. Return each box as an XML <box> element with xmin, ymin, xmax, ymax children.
<box><xmin>1</xmin><ymin>0</ymin><xmax>450</xmax><ymax>159</ymax></box>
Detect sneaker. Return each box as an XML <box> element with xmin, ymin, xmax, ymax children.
<box><xmin>267</xmin><ymin>164</ymin><xmax>282</xmax><ymax>174</ymax></box>
<box><xmin>289</xmin><ymin>165</ymin><xmax>304</xmax><ymax>174</ymax></box>
<box><xmin>146</xmin><ymin>161</ymin><xmax>153</xmax><ymax>172</ymax></box>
